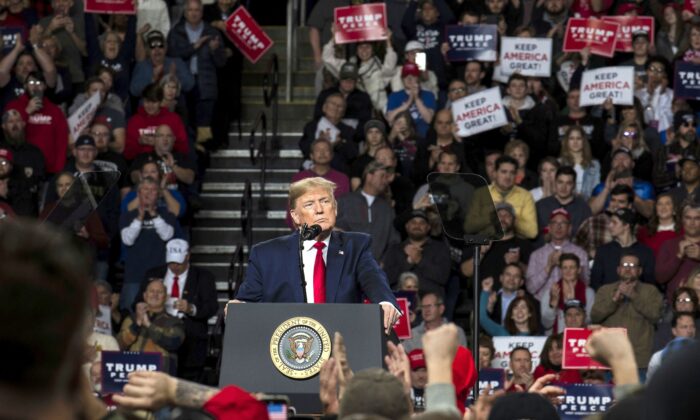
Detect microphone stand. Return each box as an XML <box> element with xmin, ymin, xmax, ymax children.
<box><xmin>298</xmin><ymin>224</ymin><xmax>308</xmax><ymax>303</ymax></box>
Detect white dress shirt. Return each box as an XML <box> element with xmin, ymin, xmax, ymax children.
<box><xmin>302</xmin><ymin>236</ymin><xmax>331</xmax><ymax>303</ymax></box>
<box><xmin>164</xmin><ymin>267</ymin><xmax>195</xmax><ymax>318</ymax></box>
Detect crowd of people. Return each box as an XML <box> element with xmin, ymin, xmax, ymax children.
<box><xmin>4</xmin><ymin>0</ymin><xmax>700</xmax><ymax>417</ymax></box>
<box><xmin>0</xmin><ymin>0</ymin><xmax>240</xmax><ymax>393</ymax></box>
<box><xmin>295</xmin><ymin>0</ymin><xmax>700</xmax><ymax>415</ymax></box>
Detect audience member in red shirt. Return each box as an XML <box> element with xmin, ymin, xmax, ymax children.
<box><xmin>637</xmin><ymin>193</ymin><xmax>682</xmax><ymax>257</ymax></box>
<box><xmin>4</xmin><ymin>71</ymin><xmax>68</xmax><ymax>174</ymax></box>
<box><xmin>533</xmin><ymin>333</ymin><xmax>583</xmax><ymax>384</ymax></box>
<box><xmin>125</xmin><ymin>83</ymin><xmax>189</xmax><ymax>160</ymax></box>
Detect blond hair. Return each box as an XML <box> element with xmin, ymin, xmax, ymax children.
<box><xmin>288</xmin><ymin>177</ymin><xmax>337</xmax><ymax>210</ymax></box>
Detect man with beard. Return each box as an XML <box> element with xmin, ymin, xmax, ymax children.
<box><xmin>670</xmin><ymin>154</ymin><xmax>700</xmax><ymax>209</ymax></box>
<box><xmin>0</xmin><ymin>109</ymin><xmax>44</xmax><ymax>216</ymax></box>
<box><xmin>463</xmin><ymin>61</ymin><xmax>486</xmax><ymax>95</ymax></box>
<box><xmin>532</xmin><ymin>0</ymin><xmax>568</xmax><ymax>60</ymax></box>
<box><xmin>460</xmin><ymin>202</ymin><xmax>533</xmax><ymax>285</ymax></box>
<box><xmin>4</xmin><ymin>71</ymin><xmax>68</xmax><ymax>175</ymax></box>
<box><xmin>382</xmin><ymin>209</ymin><xmax>451</xmax><ymax>295</ymax></box>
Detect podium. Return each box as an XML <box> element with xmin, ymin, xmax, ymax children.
<box><xmin>219</xmin><ymin>303</ymin><xmax>386</xmax><ymax>414</ymax></box>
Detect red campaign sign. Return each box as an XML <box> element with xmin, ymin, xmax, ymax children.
<box><xmin>563</xmin><ymin>18</ymin><xmax>620</xmax><ymax>58</ymax></box>
<box><xmin>224</xmin><ymin>7</ymin><xmax>274</xmax><ymax>64</ymax></box>
<box><xmin>562</xmin><ymin>328</ymin><xmax>627</xmax><ymax>370</ymax></box>
<box><xmin>393</xmin><ymin>297</ymin><xmax>411</xmax><ymax>340</ymax></box>
<box><xmin>362</xmin><ymin>297</ymin><xmax>411</xmax><ymax>339</ymax></box>
<box><xmin>334</xmin><ymin>3</ymin><xmax>388</xmax><ymax>45</ymax></box>
<box><xmin>602</xmin><ymin>16</ymin><xmax>655</xmax><ymax>52</ymax></box>
<box><xmin>84</xmin><ymin>0</ymin><xmax>135</xmax><ymax>14</ymax></box>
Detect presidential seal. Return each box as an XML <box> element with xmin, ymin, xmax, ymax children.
<box><xmin>270</xmin><ymin>316</ymin><xmax>332</xmax><ymax>379</ymax></box>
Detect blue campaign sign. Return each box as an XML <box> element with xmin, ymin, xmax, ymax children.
<box><xmin>101</xmin><ymin>351</ymin><xmax>162</xmax><ymax>393</ymax></box>
<box><xmin>557</xmin><ymin>383</ymin><xmax>613</xmax><ymax>419</ymax></box>
<box><xmin>674</xmin><ymin>61</ymin><xmax>700</xmax><ymax>100</ymax></box>
<box><xmin>466</xmin><ymin>368</ymin><xmax>506</xmax><ymax>405</ymax></box>
<box><xmin>446</xmin><ymin>25</ymin><xmax>498</xmax><ymax>62</ymax></box>
<box><xmin>0</xmin><ymin>27</ymin><xmax>22</xmax><ymax>54</ymax></box>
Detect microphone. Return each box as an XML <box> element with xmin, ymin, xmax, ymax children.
<box><xmin>301</xmin><ymin>224</ymin><xmax>322</xmax><ymax>240</ymax></box>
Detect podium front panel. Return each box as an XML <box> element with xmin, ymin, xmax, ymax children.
<box><xmin>219</xmin><ymin>303</ymin><xmax>384</xmax><ymax>414</ymax></box>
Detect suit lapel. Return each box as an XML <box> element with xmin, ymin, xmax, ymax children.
<box><xmin>326</xmin><ymin>232</ymin><xmax>346</xmax><ymax>303</ymax></box>
<box><xmin>286</xmin><ymin>231</ymin><xmax>304</xmax><ymax>302</ymax></box>
<box><xmin>182</xmin><ymin>269</ymin><xmax>196</xmax><ymax>300</ymax></box>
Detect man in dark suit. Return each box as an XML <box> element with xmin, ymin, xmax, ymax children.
<box><xmin>141</xmin><ymin>239</ymin><xmax>219</xmax><ymax>382</ymax></box>
<box><xmin>233</xmin><ymin>177</ymin><xmax>401</xmax><ymax>332</ymax></box>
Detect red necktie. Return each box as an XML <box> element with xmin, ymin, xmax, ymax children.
<box><xmin>171</xmin><ymin>276</ymin><xmax>180</xmax><ymax>298</ymax></box>
<box><xmin>313</xmin><ymin>242</ymin><xmax>326</xmax><ymax>303</ymax></box>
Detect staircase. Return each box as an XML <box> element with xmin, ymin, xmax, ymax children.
<box><xmin>190</xmin><ymin>26</ymin><xmax>316</xmax><ymax>307</ymax></box>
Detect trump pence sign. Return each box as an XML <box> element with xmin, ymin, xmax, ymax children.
<box><xmin>563</xmin><ymin>18</ymin><xmax>620</xmax><ymax>58</ymax></box>
<box><xmin>334</xmin><ymin>3</ymin><xmax>388</xmax><ymax>44</ymax></box>
<box><xmin>579</xmin><ymin>66</ymin><xmax>634</xmax><ymax>107</ymax></box>
<box><xmin>225</xmin><ymin>6</ymin><xmax>274</xmax><ymax>63</ymax></box>
<box><xmin>452</xmin><ymin>87</ymin><xmax>508</xmax><ymax>137</ymax></box>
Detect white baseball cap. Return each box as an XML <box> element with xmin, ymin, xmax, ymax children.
<box><xmin>405</xmin><ymin>40</ymin><xmax>424</xmax><ymax>52</ymax></box>
<box><xmin>166</xmin><ymin>238</ymin><xmax>189</xmax><ymax>263</ymax></box>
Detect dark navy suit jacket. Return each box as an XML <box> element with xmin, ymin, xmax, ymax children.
<box><xmin>236</xmin><ymin>230</ymin><xmax>397</xmax><ymax>306</ymax></box>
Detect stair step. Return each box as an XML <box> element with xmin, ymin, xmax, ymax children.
<box><xmin>242</xmin><ymin>57</ymin><xmax>317</xmax><ymax>74</ymax></box>
<box><xmin>243</xmin><ymin>71</ymin><xmax>316</xmax><ymax>87</ymax></box>
<box><xmin>195</xmin><ymin>210</ymin><xmax>287</xmax><ymax>219</ymax></box>
<box><xmin>204</xmin><ymin>169</ymin><xmax>297</xmax><ymax>183</ymax></box>
<box><xmin>192</xmin><ymin>226</ymin><xmax>290</xmax><ymax>245</ymax></box>
<box><xmin>201</xmin><ymin>193</ymin><xmax>288</xmax><ymax>211</ymax></box>
<box><xmin>211</xmin><ymin>149</ymin><xmax>303</xmax><ymax>159</ymax></box>
<box><xmin>201</xmin><ymin>182</ymin><xmax>291</xmax><ymax>192</ymax></box>
<box><xmin>260</xmin><ymin>25</ymin><xmax>309</xmax><ymax>41</ymax></box>
<box><xmin>242</xmin><ymin>85</ymin><xmax>316</xmax><ymax>100</ymax></box>
<box><xmin>210</xmin><ymin>156</ymin><xmax>304</xmax><ymax>169</ymax></box>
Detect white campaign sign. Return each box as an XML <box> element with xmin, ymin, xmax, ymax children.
<box><xmin>68</xmin><ymin>93</ymin><xmax>101</xmax><ymax>141</ymax></box>
<box><xmin>491</xmin><ymin>336</ymin><xmax>547</xmax><ymax>371</ymax></box>
<box><xmin>579</xmin><ymin>66</ymin><xmax>634</xmax><ymax>107</ymax></box>
<box><xmin>452</xmin><ymin>87</ymin><xmax>508</xmax><ymax>137</ymax></box>
<box><xmin>499</xmin><ymin>37</ymin><xmax>552</xmax><ymax>77</ymax></box>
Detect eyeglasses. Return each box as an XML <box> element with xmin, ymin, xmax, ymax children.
<box><xmin>619</xmin><ymin>262</ymin><xmax>639</xmax><ymax>268</ymax></box>
<box><xmin>90</xmin><ymin>131</ymin><xmax>109</xmax><ymax>138</ymax></box>
<box><xmin>420</xmin><ymin>303</ymin><xmax>443</xmax><ymax>309</ymax></box>
<box><xmin>677</xmin><ymin>297</ymin><xmax>693</xmax><ymax>303</ymax></box>
<box><xmin>683</xmin><ymin>121</ymin><xmax>696</xmax><ymax>128</ymax></box>
<box><xmin>449</xmin><ymin>87</ymin><xmax>466</xmax><ymax>94</ymax></box>
<box><xmin>149</xmin><ymin>42</ymin><xmax>164</xmax><ymax>49</ymax></box>
<box><xmin>27</xmin><ymin>80</ymin><xmax>43</xmax><ymax>86</ymax></box>
<box><xmin>0</xmin><ymin>161</ymin><xmax>10</xmax><ymax>166</ymax></box>
<box><xmin>648</xmin><ymin>66</ymin><xmax>665</xmax><ymax>73</ymax></box>
<box><xmin>622</xmin><ymin>131</ymin><xmax>638</xmax><ymax>138</ymax></box>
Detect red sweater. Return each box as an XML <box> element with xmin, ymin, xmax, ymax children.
<box><xmin>124</xmin><ymin>106</ymin><xmax>189</xmax><ymax>160</ymax></box>
<box><xmin>5</xmin><ymin>95</ymin><xmax>68</xmax><ymax>174</ymax></box>
<box><xmin>656</xmin><ymin>235</ymin><xmax>700</xmax><ymax>303</ymax></box>
<box><xmin>637</xmin><ymin>227</ymin><xmax>680</xmax><ymax>257</ymax></box>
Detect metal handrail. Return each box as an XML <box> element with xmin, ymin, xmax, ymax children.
<box><xmin>226</xmin><ymin>245</ymin><xmax>243</xmax><ymax>299</ymax></box>
<box><xmin>263</xmin><ymin>54</ymin><xmax>280</xmax><ymax>150</ymax></box>
<box><xmin>285</xmin><ymin>0</ymin><xmax>300</xmax><ymax>102</ymax></box>
<box><xmin>248</xmin><ymin>111</ymin><xmax>267</xmax><ymax>165</ymax></box>
<box><xmin>241</xmin><ymin>179</ymin><xmax>253</xmax><ymax>249</ymax></box>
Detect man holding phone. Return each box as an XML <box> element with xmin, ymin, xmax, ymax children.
<box><xmin>4</xmin><ymin>71</ymin><xmax>68</xmax><ymax>175</ymax></box>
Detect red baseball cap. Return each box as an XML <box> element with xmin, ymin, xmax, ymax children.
<box><xmin>409</xmin><ymin>349</ymin><xmax>427</xmax><ymax>370</ymax></box>
<box><xmin>402</xmin><ymin>62</ymin><xmax>421</xmax><ymax>78</ymax></box>
<box><xmin>0</xmin><ymin>148</ymin><xmax>13</xmax><ymax>164</ymax></box>
<box><xmin>549</xmin><ymin>208</ymin><xmax>571</xmax><ymax>221</ymax></box>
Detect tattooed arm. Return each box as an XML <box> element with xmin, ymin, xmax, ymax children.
<box><xmin>112</xmin><ymin>371</ymin><xmax>217</xmax><ymax>410</ymax></box>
